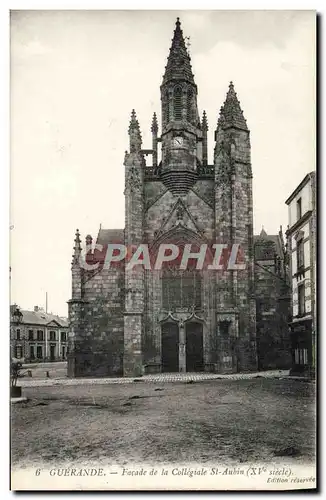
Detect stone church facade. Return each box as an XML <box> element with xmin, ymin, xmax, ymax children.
<box><xmin>68</xmin><ymin>18</ymin><xmax>291</xmax><ymax>378</ymax></box>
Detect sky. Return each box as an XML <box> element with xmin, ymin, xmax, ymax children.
<box><xmin>10</xmin><ymin>10</ymin><xmax>316</xmax><ymax>317</ymax></box>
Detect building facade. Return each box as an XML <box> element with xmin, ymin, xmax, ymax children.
<box><xmin>10</xmin><ymin>305</ymin><xmax>69</xmax><ymax>362</ymax></box>
<box><xmin>254</xmin><ymin>228</ymin><xmax>292</xmax><ymax>370</ymax></box>
<box><xmin>68</xmin><ymin>18</ymin><xmax>290</xmax><ymax>378</ymax></box>
<box><xmin>285</xmin><ymin>172</ymin><xmax>316</xmax><ymax>375</ymax></box>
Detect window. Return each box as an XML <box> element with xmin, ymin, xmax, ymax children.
<box><xmin>60</xmin><ymin>331</ymin><xmax>67</xmax><ymax>342</ymax></box>
<box><xmin>298</xmin><ymin>284</ymin><xmax>305</xmax><ymax>317</ymax></box>
<box><xmin>36</xmin><ymin>345</ymin><xmax>43</xmax><ymax>359</ymax></box>
<box><xmin>297</xmin><ymin>239</ymin><xmax>304</xmax><ymax>270</ymax></box>
<box><xmin>15</xmin><ymin>346</ymin><xmax>22</xmax><ymax>358</ymax></box>
<box><xmin>28</xmin><ymin>329</ymin><xmax>34</xmax><ymax>341</ymax></box>
<box><xmin>294</xmin><ymin>348</ymin><xmax>308</xmax><ymax>365</ymax></box>
<box><xmin>30</xmin><ymin>345</ymin><xmax>35</xmax><ymax>360</ymax></box>
<box><xmin>37</xmin><ymin>330</ymin><xmax>44</xmax><ymax>341</ymax></box>
<box><xmin>173</xmin><ymin>86</ymin><xmax>182</xmax><ymax>120</ymax></box>
<box><xmin>162</xmin><ymin>269</ymin><xmax>201</xmax><ymax>310</ymax></box>
<box><xmin>62</xmin><ymin>346</ymin><xmax>66</xmax><ymax>359</ymax></box>
<box><xmin>16</xmin><ymin>329</ymin><xmax>21</xmax><ymax>340</ymax></box>
<box><xmin>296</xmin><ymin>198</ymin><xmax>302</xmax><ymax>220</ymax></box>
<box><xmin>49</xmin><ymin>330</ymin><xmax>56</xmax><ymax>341</ymax></box>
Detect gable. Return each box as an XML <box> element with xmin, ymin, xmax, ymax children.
<box><xmin>155</xmin><ymin>197</ymin><xmax>201</xmax><ymax>236</ymax></box>
<box><xmin>46</xmin><ymin>320</ymin><xmax>61</xmax><ymax>328</ymax></box>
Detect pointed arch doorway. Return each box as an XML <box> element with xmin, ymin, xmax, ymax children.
<box><xmin>161</xmin><ymin>321</ymin><xmax>179</xmax><ymax>372</ymax></box>
<box><xmin>185</xmin><ymin>321</ymin><xmax>204</xmax><ymax>372</ymax></box>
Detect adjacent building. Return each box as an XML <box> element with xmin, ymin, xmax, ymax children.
<box><xmin>68</xmin><ymin>18</ymin><xmax>291</xmax><ymax>378</ymax></box>
<box><xmin>10</xmin><ymin>305</ymin><xmax>69</xmax><ymax>362</ymax></box>
<box><xmin>254</xmin><ymin>228</ymin><xmax>292</xmax><ymax>370</ymax></box>
<box><xmin>285</xmin><ymin>171</ymin><xmax>316</xmax><ymax>375</ymax></box>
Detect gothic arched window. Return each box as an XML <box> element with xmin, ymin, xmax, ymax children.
<box><xmin>162</xmin><ymin>268</ymin><xmax>201</xmax><ymax>310</ymax></box>
<box><xmin>173</xmin><ymin>86</ymin><xmax>182</xmax><ymax>120</ymax></box>
<box><xmin>187</xmin><ymin>89</ymin><xmax>193</xmax><ymax>122</ymax></box>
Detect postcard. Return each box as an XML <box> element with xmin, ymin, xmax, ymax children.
<box><xmin>10</xmin><ymin>9</ymin><xmax>316</xmax><ymax>491</ymax></box>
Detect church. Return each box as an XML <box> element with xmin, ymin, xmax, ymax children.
<box><xmin>68</xmin><ymin>18</ymin><xmax>291</xmax><ymax>378</ymax></box>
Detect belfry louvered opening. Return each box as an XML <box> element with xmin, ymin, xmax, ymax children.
<box><xmin>166</xmin><ymin>91</ymin><xmax>170</xmax><ymax>123</ymax></box>
<box><xmin>173</xmin><ymin>86</ymin><xmax>182</xmax><ymax>120</ymax></box>
<box><xmin>187</xmin><ymin>89</ymin><xmax>193</xmax><ymax>122</ymax></box>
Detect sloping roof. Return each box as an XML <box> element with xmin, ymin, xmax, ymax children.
<box><xmin>96</xmin><ymin>228</ymin><xmax>124</xmax><ymax>245</ymax></box>
<box><xmin>16</xmin><ymin>309</ymin><xmax>68</xmax><ymax>327</ymax></box>
<box><xmin>285</xmin><ymin>171</ymin><xmax>316</xmax><ymax>205</ymax></box>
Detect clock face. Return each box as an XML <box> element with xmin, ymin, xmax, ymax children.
<box><xmin>173</xmin><ymin>136</ymin><xmax>183</xmax><ymax>147</ymax></box>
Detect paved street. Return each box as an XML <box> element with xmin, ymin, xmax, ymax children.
<box><xmin>18</xmin><ymin>361</ymin><xmax>291</xmax><ymax>387</ymax></box>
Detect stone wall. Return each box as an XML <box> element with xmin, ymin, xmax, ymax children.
<box><xmin>68</xmin><ymin>267</ymin><xmax>124</xmax><ymax>377</ymax></box>
<box><xmin>254</xmin><ymin>257</ymin><xmax>291</xmax><ymax>370</ymax></box>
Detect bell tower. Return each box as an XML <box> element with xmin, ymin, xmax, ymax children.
<box><xmin>160</xmin><ymin>18</ymin><xmax>203</xmax><ymax>196</ymax></box>
<box><xmin>214</xmin><ymin>82</ymin><xmax>257</xmax><ymax>371</ymax></box>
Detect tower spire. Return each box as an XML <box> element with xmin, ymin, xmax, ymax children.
<box><xmin>162</xmin><ymin>17</ymin><xmax>195</xmax><ymax>85</ymax></box>
<box><xmin>218</xmin><ymin>81</ymin><xmax>248</xmax><ymax>131</ymax></box>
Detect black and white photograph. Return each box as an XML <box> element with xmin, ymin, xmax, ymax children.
<box><xmin>9</xmin><ymin>9</ymin><xmax>316</xmax><ymax>491</ymax></box>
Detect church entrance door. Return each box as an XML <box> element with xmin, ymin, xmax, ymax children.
<box><xmin>161</xmin><ymin>322</ymin><xmax>179</xmax><ymax>372</ymax></box>
<box><xmin>186</xmin><ymin>322</ymin><xmax>204</xmax><ymax>372</ymax></box>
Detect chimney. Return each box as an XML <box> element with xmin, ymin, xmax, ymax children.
<box><xmin>34</xmin><ymin>306</ymin><xmax>39</xmax><ymax>312</ymax></box>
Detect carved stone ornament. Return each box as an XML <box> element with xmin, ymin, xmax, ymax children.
<box><xmin>126</xmin><ymin>166</ymin><xmax>141</xmax><ymax>190</ymax></box>
<box><xmin>217</xmin><ymin>156</ymin><xmax>231</xmax><ymax>186</ymax></box>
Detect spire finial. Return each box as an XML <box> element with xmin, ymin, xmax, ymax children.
<box><xmin>128</xmin><ymin>109</ymin><xmax>142</xmax><ymax>152</ymax></box>
<box><xmin>72</xmin><ymin>229</ymin><xmax>82</xmax><ymax>266</ymax></box>
<box><xmin>74</xmin><ymin>229</ymin><xmax>81</xmax><ymax>248</ymax></box>
<box><xmin>202</xmin><ymin>110</ymin><xmax>208</xmax><ymax>132</ymax></box>
<box><xmin>151</xmin><ymin>112</ymin><xmax>158</xmax><ymax>133</ymax></box>
<box><xmin>129</xmin><ymin>109</ymin><xmax>140</xmax><ymax>132</ymax></box>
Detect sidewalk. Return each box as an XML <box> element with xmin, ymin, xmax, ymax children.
<box><xmin>18</xmin><ymin>369</ymin><xmax>292</xmax><ymax>388</ymax></box>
